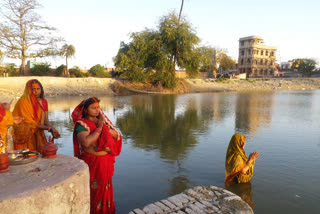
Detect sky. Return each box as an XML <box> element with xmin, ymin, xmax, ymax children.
<box><xmin>2</xmin><ymin>0</ymin><xmax>320</xmax><ymax>69</ymax></box>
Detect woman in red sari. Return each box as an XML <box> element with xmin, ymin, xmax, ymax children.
<box><xmin>72</xmin><ymin>97</ymin><xmax>122</xmax><ymax>214</ymax></box>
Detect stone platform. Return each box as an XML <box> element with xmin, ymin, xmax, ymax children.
<box><xmin>0</xmin><ymin>155</ymin><xmax>90</xmax><ymax>214</ymax></box>
<box><xmin>129</xmin><ymin>186</ymin><xmax>253</xmax><ymax>214</ymax></box>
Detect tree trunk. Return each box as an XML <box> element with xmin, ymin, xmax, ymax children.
<box><xmin>65</xmin><ymin>56</ymin><xmax>68</xmax><ymax>77</ymax></box>
<box><xmin>21</xmin><ymin>51</ymin><xmax>26</xmax><ymax>76</ymax></box>
<box><xmin>178</xmin><ymin>0</ymin><xmax>184</xmax><ymax>22</ymax></box>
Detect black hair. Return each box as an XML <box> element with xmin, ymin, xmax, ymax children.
<box><xmin>31</xmin><ymin>79</ymin><xmax>44</xmax><ymax>99</ymax></box>
<box><xmin>82</xmin><ymin>97</ymin><xmax>100</xmax><ymax>118</ymax></box>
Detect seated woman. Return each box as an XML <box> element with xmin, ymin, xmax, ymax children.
<box><xmin>12</xmin><ymin>79</ymin><xmax>59</xmax><ymax>153</ymax></box>
<box><xmin>0</xmin><ymin>103</ymin><xmax>24</xmax><ymax>153</ymax></box>
<box><xmin>72</xmin><ymin>97</ymin><xmax>122</xmax><ymax>214</ymax></box>
<box><xmin>225</xmin><ymin>133</ymin><xmax>259</xmax><ymax>184</ymax></box>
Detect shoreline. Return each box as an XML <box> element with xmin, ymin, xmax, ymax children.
<box><xmin>0</xmin><ymin>77</ymin><xmax>320</xmax><ymax>102</ymax></box>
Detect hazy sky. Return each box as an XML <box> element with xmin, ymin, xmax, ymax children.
<box><xmin>3</xmin><ymin>0</ymin><xmax>320</xmax><ymax>68</ymax></box>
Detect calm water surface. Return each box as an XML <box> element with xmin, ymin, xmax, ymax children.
<box><xmin>47</xmin><ymin>91</ymin><xmax>320</xmax><ymax>214</ymax></box>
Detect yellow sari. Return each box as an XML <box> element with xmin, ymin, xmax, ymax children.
<box><xmin>0</xmin><ymin>107</ymin><xmax>14</xmax><ymax>154</ymax></box>
<box><xmin>225</xmin><ymin>134</ymin><xmax>254</xmax><ymax>183</ymax></box>
<box><xmin>12</xmin><ymin>80</ymin><xmax>47</xmax><ymax>153</ymax></box>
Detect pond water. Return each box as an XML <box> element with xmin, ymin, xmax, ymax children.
<box><xmin>47</xmin><ymin>91</ymin><xmax>320</xmax><ymax>214</ymax></box>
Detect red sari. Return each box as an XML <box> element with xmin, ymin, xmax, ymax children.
<box><xmin>72</xmin><ymin>103</ymin><xmax>122</xmax><ymax>214</ymax></box>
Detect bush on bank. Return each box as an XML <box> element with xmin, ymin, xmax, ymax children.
<box><xmin>55</xmin><ymin>64</ymin><xmax>66</xmax><ymax>76</ymax></box>
<box><xmin>7</xmin><ymin>63</ymin><xmax>19</xmax><ymax>76</ymax></box>
<box><xmin>90</xmin><ymin>64</ymin><xmax>109</xmax><ymax>77</ymax></box>
<box><xmin>30</xmin><ymin>63</ymin><xmax>51</xmax><ymax>76</ymax></box>
<box><xmin>70</xmin><ymin>66</ymin><xmax>90</xmax><ymax>78</ymax></box>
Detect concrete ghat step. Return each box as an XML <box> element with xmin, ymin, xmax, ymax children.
<box><xmin>0</xmin><ymin>155</ymin><xmax>90</xmax><ymax>214</ymax></box>
<box><xmin>129</xmin><ymin>186</ymin><xmax>254</xmax><ymax>214</ymax></box>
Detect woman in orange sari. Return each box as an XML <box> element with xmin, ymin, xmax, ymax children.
<box><xmin>0</xmin><ymin>103</ymin><xmax>24</xmax><ymax>153</ymax></box>
<box><xmin>12</xmin><ymin>79</ymin><xmax>59</xmax><ymax>153</ymax></box>
<box><xmin>72</xmin><ymin>97</ymin><xmax>122</xmax><ymax>214</ymax></box>
<box><xmin>225</xmin><ymin>133</ymin><xmax>260</xmax><ymax>184</ymax></box>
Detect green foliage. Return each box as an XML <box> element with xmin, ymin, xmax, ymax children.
<box><xmin>90</xmin><ymin>64</ymin><xmax>107</xmax><ymax>77</ymax></box>
<box><xmin>244</xmin><ymin>79</ymin><xmax>254</xmax><ymax>83</ymax></box>
<box><xmin>216</xmin><ymin>77</ymin><xmax>228</xmax><ymax>83</ymax></box>
<box><xmin>30</xmin><ymin>63</ymin><xmax>51</xmax><ymax>76</ymax></box>
<box><xmin>55</xmin><ymin>64</ymin><xmax>66</xmax><ymax>76</ymax></box>
<box><xmin>7</xmin><ymin>63</ymin><xmax>19</xmax><ymax>76</ymax></box>
<box><xmin>197</xmin><ymin>46</ymin><xmax>217</xmax><ymax>72</ymax></box>
<box><xmin>218</xmin><ymin>53</ymin><xmax>236</xmax><ymax>71</ymax></box>
<box><xmin>69</xmin><ymin>66</ymin><xmax>89</xmax><ymax>77</ymax></box>
<box><xmin>292</xmin><ymin>58</ymin><xmax>317</xmax><ymax>73</ymax></box>
<box><xmin>114</xmin><ymin>12</ymin><xmax>201</xmax><ymax>88</ymax></box>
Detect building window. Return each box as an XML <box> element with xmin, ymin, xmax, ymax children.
<box><xmin>260</xmin><ymin>59</ymin><xmax>263</xmax><ymax>65</ymax></box>
<box><xmin>241</xmin><ymin>59</ymin><xmax>244</xmax><ymax>65</ymax></box>
<box><xmin>265</xmin><ymin>60</ymin><xmax>268</xmax><ymax>65</ymax></box>
<box><xmin>248</xmin><ymin>49</ymin><xmax>251</xmax><ymax>55</ymax></box>
<box><xmin>247</xmin><ymin>59</ymin><xmax>251</xmax><ymax>64</ymax></box>
<box><xmin>261</xmin><ymin>50</ymin><xmax>264</xmax><ymax>55</ymax></box>
<box><xmin>241</xmin><ymin>50</ymin><xmax>244</xmax><ymax>56</ymax></box>
<box><xmin>266</xmin><ymin>51</ymin><xmax>268</xmax><ymax>56</ymax></box>
<box><xmin>271</xmin><ymin>51</ymin><xmax>274</xmax><ymax>56</ymax></box>
<box><xmin>241</xmin><ymin>41</ymin><xmax>244</xmax><ymax>46</ymax></box>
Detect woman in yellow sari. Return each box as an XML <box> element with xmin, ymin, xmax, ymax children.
<box><xmin>0</xmin><ymin>103</ymin><xmax>24</xmax><ymax>153</ymax></box>
<box><xmin>12</xmin><ymin>79</ymin><xmax>59</xmax><ymax>153</ymax></box>
<box><xmin>225</xmin><ymin>133</ymin><xmax>260</xmax><ymax>184</ymax></box>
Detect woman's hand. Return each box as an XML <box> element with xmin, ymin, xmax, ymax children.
<box><xmin>52</xmin><ymin>128</ymin><xmax>61</xmax><ymax>139</ymax></box>
<box><xmin>97</xmin><ymin>115</ymin><xmax>105</xmax><ymax>129</ymax></box>
<box><xmin>13</xmin><ymin>116</ymin><xmax>25</xmax><ymax>125</ymax></box>
<box><xmin>109</xmin><ymin>129</ymin><xmax>118</xmax><ymax>139</ymax></box>
<box><xmin>249</xmin><ymin>151</ymin><xmax>260</xmax><ymax>162</ymax></box>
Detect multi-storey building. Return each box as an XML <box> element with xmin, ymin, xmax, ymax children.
<box><xmin>238</xmin><ymin>36</ymin><xmax>277</xmax><ymax>78</ymax></box>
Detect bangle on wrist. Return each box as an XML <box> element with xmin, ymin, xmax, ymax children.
<box><xmin>48</xmin><ymin>126</ymin><xmax>52</xmax><ymax>132</ymax></box>
<box><xmin>95</xmin><ymin>128</ymin><xmax>102</xmax><ymax>134</ymax></box>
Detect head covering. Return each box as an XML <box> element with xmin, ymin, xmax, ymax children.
<box><xmin>12</xmin><ymin>79</ymin><xmax>44</xmax><ymax>123</ymax></box>
<box><xmin>225</xmin><ymin>133</ymin><xmax>251</xmax><ymax>183</ymax></box>
<box><xmin>72</xmin><ymin>97</ymin><xmax>122</xmax><ymax>158</ymax></box>
<box><xmin>71</xmin><ymin>97</ymin><xmax>121</xmax><ymax>138</ymax></box>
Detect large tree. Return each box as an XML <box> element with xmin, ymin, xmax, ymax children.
<box><xmin>0</xmin><ymin>0</ymin><xmax>61</xmax><ymax>75</ymax></box>
<box><xmin>114</xmin><ymin>12</ymin><xmax>200</xmax><ymax>88</ymax></box>
<box><xmin>292</xmin><ymin>58</ymin><xmax>316</xmax><ymax>74</ymax></box>
<box><xmin>60</xmin><ymin>44</ymin><xmax>75</xmax><ymax>77</ymax></box>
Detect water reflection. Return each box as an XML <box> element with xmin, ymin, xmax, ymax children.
<box><xmin>169</xmin><ymin>176</ymin><xmax>192</xmax><ymax>195</ymax></box>
<box><xmin>116</xmin><ymin>95</ymin><xmax>211</xmax><ymax>164</ymax></box>
<box><xmin>41</xmin><ymin>91</ymin><xmax>320</xmax><ymax>214</ymax></box>
<box><xmin>235</xmin><ymin>92</ymin><xmax>274</xmax><ymax>134</ymax></box>
<box><xmin>225</xmin><ymin>182</ymin><xmax>255</xmax><ymax>208</ymax></box>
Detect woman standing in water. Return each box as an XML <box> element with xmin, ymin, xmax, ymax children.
<box><xmin>72</xmin><ymin>97</ymin><xmax>122</xmax><ymax>214</ymax></box>
<box><xmin>12</xmin><ymin>79</ymin><xmax>59</xmax><ymax>152</ymax></box>
<box><xmin>225</xmin><ymin>133</ymin><xmax>260</xmax><ymax>184</ymax></box>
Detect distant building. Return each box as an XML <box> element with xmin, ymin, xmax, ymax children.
<box><xmin>238</xmin><ymin>36</ymin><xmax>277</xmax><ymax>78</ymax></box>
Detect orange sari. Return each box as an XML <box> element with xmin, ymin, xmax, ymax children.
<box><xmin>12</xmin><ymin>80</ymin><xmax>47</xmax><ymax>153</ymax></box>
<box><xmin>0</xmin><ymin>106</ymin><xmax>14</xmax><ymax>154</ymax></box>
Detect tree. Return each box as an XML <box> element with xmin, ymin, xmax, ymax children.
<box><xmin>159</xmin><ymin>12</ymin><xmax>200</xmax><ymax>85</ymax></box>
<box><xmin>114</xmin><ymin>12</ymin><xmax>201</xmax><ymax>88</ymax></box>
<box><xmin>217</xmin><ymin>53</ymin><xmax>236</xmax><ymax>72</ymax></box>
<box><xmin>197</xmin><ymin>46</ymin><xmax>217</xmax><ymax>73</ymax></box>
<box><xmin>292</xmin><ymin>58</ymin><xmax>316</xmax><ymax>75</ymax></box>
<box><xmin>0</xmin><ymin>0</ymin><xmax>61</xmax><ymax>75</ymax></box>
<box><xmin>60</xmin><ymin>44</ymin><xmax>75</xmax><ymax>76</ymax></box>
